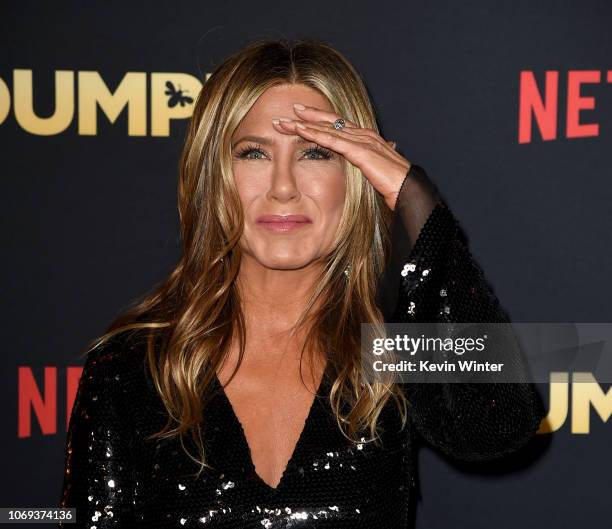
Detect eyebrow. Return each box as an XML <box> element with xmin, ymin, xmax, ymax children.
<box><xmin>231</xmin><ymin>135</ymin><xmax>314</xmax><ymax>148</ymax></box>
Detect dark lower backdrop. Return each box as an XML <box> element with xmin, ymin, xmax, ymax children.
<box><xmin>2</xmin><ymin>1</ymin><xmax>611</xmax><ymax>527</ymax></box>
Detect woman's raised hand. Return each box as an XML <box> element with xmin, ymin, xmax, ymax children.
<box><xmin>272</xmin><ymin>103</ymin><xmax>412</xmax><ymax>211</ymax></box>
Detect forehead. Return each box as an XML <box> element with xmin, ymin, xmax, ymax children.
<box><xmin>236</xmin><ymin>84</ymin><xmax>333</xmax><ymax>131</ymax></box>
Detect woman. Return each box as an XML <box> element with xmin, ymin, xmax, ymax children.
<box><xmin>59</xmin><ymin>38</ymin><xmax>544</xmax><ymax>528</ymax></box>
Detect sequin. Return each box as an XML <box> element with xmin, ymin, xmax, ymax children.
<box><xmin>400</xmin><ymin>262</ymin><xmax>416</xmax><ymax>277</ymax></box>
<box><xmin>58</xmin><ymin>163</ymin><xmax>545</xmax><ymax>528</ymax></box>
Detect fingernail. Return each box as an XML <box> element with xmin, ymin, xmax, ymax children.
<box><xmin>293</xmin><ymin>103</ymin><xmax>306</xmax><ymax>111</ymax></box>
<box><xmin>278</xmin><ymin>117</ymin><xmax>293</xmax><ymax>122</ymax></box>
<box><xmin>272</xmin><ymin>119</ymin><xmax>280</xmax><ymax>125</ymax></box>
<box><xmin>295</xmin><ymin>123</ymin><xmax>307</xmax><ymax>129</ymax></box>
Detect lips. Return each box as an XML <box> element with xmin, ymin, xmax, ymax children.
<box><xmin>256</xmin><ymin>214</ymin><xmax>312</xmax><ymax>232</ymax></box>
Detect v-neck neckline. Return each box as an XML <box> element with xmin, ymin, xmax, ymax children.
<box><xmin>213</xmin><ymin>361</ymin><xmax>330</xmax><ymax>494</ymax></box>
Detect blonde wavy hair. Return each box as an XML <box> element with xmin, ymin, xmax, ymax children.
<box><xmin>86</xmin><ymin>37</ymin><xmax>407</xmax><ymax>476</ymax></box>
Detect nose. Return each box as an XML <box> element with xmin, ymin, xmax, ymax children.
<box><xmin>266</xmin><ymin>151</ymin><xmax>301</xmax><ymax>203</ymax></box>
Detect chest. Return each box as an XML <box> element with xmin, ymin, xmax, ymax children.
<box><xmin>216</xmin><ymin>359</ymin><xmax>326</xmax><ymax>489</ymax></box>
<box><xmin>130</xmin><ymin>376</ymin><xmax>415</xmax><ymax>528</ymax></box>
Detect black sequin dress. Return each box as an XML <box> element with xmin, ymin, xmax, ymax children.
<box><xmin>58</xmin><ymin>164</ymin><xmax>545</xmax><ymax>528</ymax></box>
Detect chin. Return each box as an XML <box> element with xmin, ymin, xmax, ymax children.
<box><xmin>242</xmin><ymin>237</ymin><xmax>323</xmax><ymax>270</ymax></box>
<box><xmin>256</xmin><ymin>254</ymin><xmax>313</xmax><ymax>270</ymax></box>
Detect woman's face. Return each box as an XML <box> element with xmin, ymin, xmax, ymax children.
<box><xmin>231</xmin><ymin>84</ymin><xmax>346</xmax><ymax>271</ymax></box>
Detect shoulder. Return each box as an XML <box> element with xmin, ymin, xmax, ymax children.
<box><xmin>80</xmin><ymin>329</ymin><xmax>155</xmax><ymax>391</ymax></box>
<box><xmin>71</xmin><ymin>328</ymin><xmax>167</xmax><ymax>429</ymax></box>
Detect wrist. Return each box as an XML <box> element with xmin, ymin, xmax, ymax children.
<box><xmin>389</xmin><ymin>163</ymin><xmax>413</xmax><ymax>211</ymax></box>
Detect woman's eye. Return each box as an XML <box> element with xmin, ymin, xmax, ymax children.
<box><xmin>236</xmin><ymin>148</ymin><xmax>266</xmax><ymax>160</ymax></box>
<box><xmin>247</xmin><ymin>150</ymin><xmax>265</xmax><ymax>160</ymax></box>
<box><xmin>233</xmin><ymin>145</ymin><xmax>333</xmax><ymax>161</ymax></box>
<box><xmin>304</xmin><ymin>148</ymin><xmax>333</xmax><ymax>160</ymax></box>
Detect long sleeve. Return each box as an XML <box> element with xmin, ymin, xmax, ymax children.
<box><xmin>59</xmin><ymin>340</ymin><xmax>136</xmax><ymax>527</ymax></box>
<box><xmin>381</xmin><ymin>163</ymin><xmax>545</xmax><ymax>461</ymax></box>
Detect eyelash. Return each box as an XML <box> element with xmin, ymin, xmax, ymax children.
<box><xmin>234</xmin><ymin>143</ymin><xmax>334</xmax><ymax>161</ymax></box>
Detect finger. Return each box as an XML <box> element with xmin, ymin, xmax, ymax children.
<box><xmin>273</xmin><ymin>119</ymin><xmax>405</xmax><ymax>164</ymax></box>
<box><xmin>277</xmin><ymin>112</ymin><xmax>390</xmax><ymax>151</ymax></box>
<box><xmin>290</xmin><ymin>106</ymin><xmax>401</xmax><ymax>159</ymax></box>
<box><xmin>341</xmin><ymin>127</ymin><xmax>402</xmax><ymax>158</ymax></box>
<box><xmin>327</xmin><ymin>123</ymin><xmax>395</xmax><ymax>148</ymax></box>
<box><xmin>273</xmin><ymin>119</ymin><xmax>373</xmax><ymax>148</ymax></box>
<box><xmin>272</xmin><ymin>121</ymin><xmax>379</xmax><ymax>168</ymax></box>
<box><xmin>326</xmin><ymin>123</ymin><xmax>403</xmax><ymax>159</ymax></box>
<box><xmin>337</xmin><ymin>125</ymin><xmax>390</xmax><ymax>144</ymax></box>
<box><xmin>291</xmin><ymin>103</ymin><xmax>359</xmax><ymax>128</ymax></box>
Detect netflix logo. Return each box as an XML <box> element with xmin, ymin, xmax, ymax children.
<box><xmin>518</xmin><ymin>70</ymin><xmax>612</xmax><ymax>143</ymax></box>
<box><xmin>17</xmin><ymin>366</ymin><xmax>83</xmax><ymax>438</ymax></box>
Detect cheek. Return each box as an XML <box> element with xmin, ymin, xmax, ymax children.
<box><xmin>233</xmin><ymin>169</ymin><xmax>263</xmax><ymax>206</ymax></box>
<box><xmin>307</xmin><ymin>171</ymin><xmax>346</xmax><ymax>219</ymax></box>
